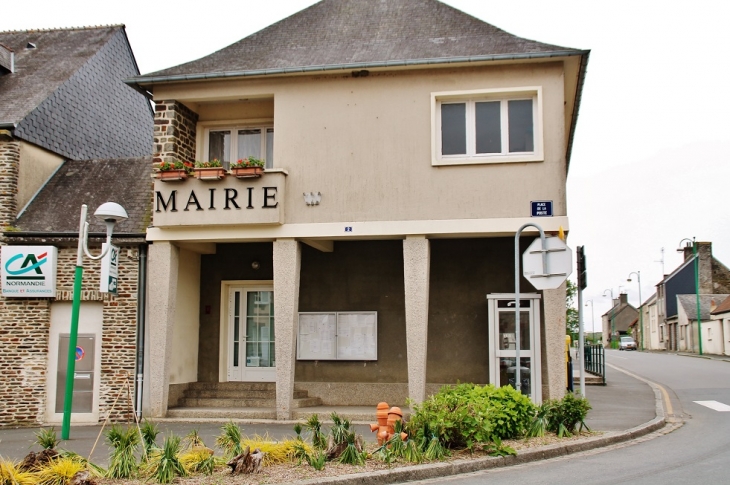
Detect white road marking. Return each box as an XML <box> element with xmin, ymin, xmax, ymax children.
<box><xmin>694</xmin><ymin>400</ymin><xmax>730</xmax><ymax>412</ymax></box>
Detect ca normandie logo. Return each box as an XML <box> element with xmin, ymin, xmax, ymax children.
<box><xmin>4</xmin><ymin>252</ymin><xmax>48</xmax><ymax>280</ymax></box>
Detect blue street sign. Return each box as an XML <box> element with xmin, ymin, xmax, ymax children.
<box><xmin>531</xmin><ymin>200</ymin><xmax>553</xmax><ymax>217</ymax></box>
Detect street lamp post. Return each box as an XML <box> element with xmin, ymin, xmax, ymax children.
<box><xmin>62</xmin><ymin>202</ymin><xmax>128</xmax><ymax>440</ymax></box>
<box><xmin>627</xmin><ymin>271</ymin><xmax>643</xmax><ymax>351</ymax></box>
<box><xmin>603</xmin><ymin>288</ymin><xmax>616</xmax><ymax>348</ymax></box>
<box><xmin>678</xmin><ymin>238</ymin><xmax>702</xmax><ymax>355</ymax></box>
<box><xmin>585</xmin><ymin>299</ymin><xmax>595</xmax><ymax>340</ymax></box>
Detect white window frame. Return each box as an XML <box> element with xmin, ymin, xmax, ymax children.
<box><xmin>202</xmin><ymin>124</ymin><xmax>274</xmax><ymax>168</ymax></box>
<box><xmin>431</xmin><ymin>87</ymin><xmax>543</xmax><ymax>166</ymax></box>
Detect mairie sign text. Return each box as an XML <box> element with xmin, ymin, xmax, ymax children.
<box><xmin>155</xmin><ymin>187</ymin><xmax>278</xmax><ymax>213</ymax></box>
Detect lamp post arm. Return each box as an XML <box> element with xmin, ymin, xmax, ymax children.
<box><xmin>82</xmin><ymin>221</ymin><xmax>113</xmax><ymax>261</ymax></box>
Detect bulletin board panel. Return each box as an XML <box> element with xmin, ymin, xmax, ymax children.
<box><xmin>297</xmin><ymin>312</ymin><xmax>377</xmax><ymax>361</ymax></box>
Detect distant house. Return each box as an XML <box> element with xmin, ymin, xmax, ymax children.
<box><xmin>601</xmin><ymin>293</ymin><xmax>638</xmax><ymax>348</ymax></box>
<box><xmin>655</xmin><ymin>242</ymin><xmax>730</xmax><ymax>352</ymax></box>
<box><xmin>676</xmin><ymin>294</ymin><xmax>729</xmax><ymax>354</ymax></box>
<box><xmin>125</xmin><ymin>0</ymin><xmax>589</xmax><ymax>420</ymax></box>
<box><xmin>636</xmin><ymin>293</ymin><xmax>660</xmax><ymax>350</ymax></box>
<box><xmin>710</xmin><ymin>295</ymin><xmax>730</xmax><ymax>356</ymax></box>
<box><xmin>0</xmin><ymin>26</ymin><xmax>153</xmax><ymax>426</ymax></box>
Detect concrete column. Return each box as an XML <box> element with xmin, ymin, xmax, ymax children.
<box><xmin>542</xmin><ymin>282</ymin><xmax>567</xmax><ymax>400</ymax></box>
<box><xmin>273</xmin><ymin>239</ymin><xmax>301</xmax><ymax>420</ymax></box>
<box><xmin>146</xmin><ymin>241</ymin><xmax>179</xmax><ymax>417</ymax></box>
<box><xmin>403</xmin><ymin>236</ymin><xmax>430</xmax><ymax>405</ymax></box>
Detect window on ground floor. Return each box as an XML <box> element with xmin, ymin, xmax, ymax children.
<box><xmin>432</xmin><ymin>87</ymin><xmax>543</xmax><ymax>166</ymax></box>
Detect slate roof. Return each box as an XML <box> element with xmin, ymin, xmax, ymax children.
<box><xmin>134</xmin><ymin>0</ymin><xmax>582</xmax><ymax>82</ymax></box>
<box><xmin>12</xmin><ymin>158</ymin><xmax>152</xmax><ymax>235</ymax></box>
<box><xmin>0</xmin><ymin>26</ymin><xmax>120</xmax><ymax>124</ymax></box>
<box><xmin>678</xmin><ymin>294</ymin><xmax>730</xmax><ymax>321</ymax></box>
<box><xmin>0</xmin><ymin>26</ymin><xmax>153</xmax><ymax>159</ymax></box>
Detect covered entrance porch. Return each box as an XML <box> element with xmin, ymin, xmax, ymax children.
<box><xmin>144</xmin><ymin>237</ymin><xmax>566</xmax><ymax>421</ymax></box>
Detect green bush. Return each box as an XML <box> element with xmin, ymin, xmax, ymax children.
<box><xmin>529</xmin><ymin>392</ymin><xmax>591</xmax><ymax>437</ymax></box>
<box><xmin>407</xmin><ymin>383</ymin><xmax>535</xmax><ymax>450</ymax></box>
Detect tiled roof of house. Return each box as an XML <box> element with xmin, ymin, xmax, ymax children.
<box><xmin>0</xmin><ymin>26</ymin><xmax>153</xmax><ymax>159</ymax></box>
<box><xmin>678</xmin><ymin>294</ymin><xmax>730</xmax><ymax>321</ymax></box>
<box><xmin>712</xmin><ymin>295</ymin><xmax>730</xmax><ymax>315</ymax></box>
<box><xmin>13</xmin><ymin>157</ymin><xmax>152</xmax><ymax>235</ymax></box>
<box><xmin>137</xmin><ymin>0</ymin><xmax>580</xmax><ymax>81</ymax></box>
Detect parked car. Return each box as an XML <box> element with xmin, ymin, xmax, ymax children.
<box><xmin>619</xmin><ymin>336</ymin><xmax>637</xmax><ymax>351</ymax></box>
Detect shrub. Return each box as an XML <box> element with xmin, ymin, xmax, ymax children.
<box><xmin>34</xmin><ymin>428</ymin><xmax>60</xmax><ymax>450</ymax></box>
<box><xmin>140</xmin><ymin>420</ymin><xmax>161</xmax><ymax>461</ymax></box>
<box><xmin>0</xmin><ymin>459</ymin><xmax>35</xmax><ymax>485</ymax></box>
<box><xmin>105</xmin><ymin>425</ymin><xmax>139</xmax><ymax>479</ymax></box>
<box><xmin>215</xmin><ymin>422</ymin><xmax>244</xmax><ymax>459</ymax></box>
<box><xmin>407</xmin><ymin>383</ymin><xmax>535</xmax><ymax>450</ymax></box>
<box><xmin>529</xmin><ymin>392</ymin><xmax>591</xmax><ymax>437</ymax></box>
<box><xmin>34</xmin><ymin>457</ymin><xmax>84</xmax><ymax>485</ymax></box>
<box><xmin>143</xmin><ymin>434</ymin><xmax>187</xmax><ymax>484</ymax></box>
<box><xmin>240</xmin><ymin>435</ymin><xmax>307</xmax><ymax>466</ymax></box>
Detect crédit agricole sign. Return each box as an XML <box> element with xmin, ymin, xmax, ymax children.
<box><xmin>1</xmin><ymin>246</ymin><xmax>58</xmax><ymax>297</ymax></box>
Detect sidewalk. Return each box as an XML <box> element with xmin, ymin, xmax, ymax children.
<box><xmin>0</xmin><ymin>368</ymin><xmax>663</xmax><ymax>475</ymax></box>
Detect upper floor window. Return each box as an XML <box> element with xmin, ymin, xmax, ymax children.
<box><xmin>205</xmin><ymin>126</ymin><xmax>274</xmax><ymax>168</ymax></box>
<box><xmin>432</xmin><ymin>87</ymin><xmax>543</xmax><ymax>166</ymax></box>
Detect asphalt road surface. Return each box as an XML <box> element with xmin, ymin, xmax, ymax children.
<box><xmin>408</xmin><ymin>350</ymin><xmax>730</xmax><ymax>485</ymax></box>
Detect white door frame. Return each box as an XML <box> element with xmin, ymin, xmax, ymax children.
<box><xmin>220</xmin><ymin>280</ymin><xmax>275</xmax><ymax>382</ymax></box>
<box><xmin>487</xmin><ymin>293</ymin><xmax>542</xmax><ymax>403</ymax></box>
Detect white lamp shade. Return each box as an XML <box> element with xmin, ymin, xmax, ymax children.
<box><xmin>94</xmin><ymin>202</ymin><xmax>128</xmax><ymax>223</ymax></box>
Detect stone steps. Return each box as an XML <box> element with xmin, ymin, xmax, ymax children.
<box><xmin>169</xmin><ymin>381</ymin><xmax>323</xmax><ymax>415</ymax></box>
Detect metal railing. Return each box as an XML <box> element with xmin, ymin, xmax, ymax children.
<box><xmin>583</xmin><ymin>344</ymin><xmax>606</xmax><ymax>385</ymax></box>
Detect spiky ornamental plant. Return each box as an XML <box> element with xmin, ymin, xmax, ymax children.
<box><xmin>305</xmin><ymin>449</ymin><xmax>327</xmax><ymax>470</ymax></box>
<box><xmin>105</xmin><ymin>425</ymin><xmax>140</xmax><ymax>479</ymax></box>
<box><xmin>34</xmin><ymin>428</ymin><xmax>61</xmax><ymax>451</ymax></box>
<box><xmin>178</xmin><ymin>447</ymin><xmax>217</xmax><ymax>476</ymax></box>
<box><xmin>0</xmin><ymin>459</ymin><xmax>35</xmax><ymax>485</ymax></box>
<box><xmin>303</xmin><ymin>414</ymin><xmax>327</xmax><ymax>450</ymax></box>
<box><xmin>34</xmin><ymin>457</ymin><xmax>84</xmax><ymax>485</ymax></box>
<box><xmin>140</xmin><ymin>419</ymin><xmax>161</xmax><ymax>461</ymax></box>
<box><xmin>329</xmin><ymin>412</ymin><xmax>348</xmax><ymax>445</ymax></box>
<box><xmin>215</xmin><ymin>422</ymin><xmax>243</xmax><ymax>459</ymax></box>
<box><xmin>145</xmin><ymin>434</ymin><xmax>187</xmax><ymax>484</ymax></box>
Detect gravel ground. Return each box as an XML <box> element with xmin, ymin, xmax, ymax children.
<box><xmin>95</xmin><ymin>432</ymin><xmax>598</xmax><ymax>485</ymax></box>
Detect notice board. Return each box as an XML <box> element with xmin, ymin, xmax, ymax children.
<box><xmin>297</xmin><ymin>312</ymin><xmax>377</xmax><ymax>360</ymax></box>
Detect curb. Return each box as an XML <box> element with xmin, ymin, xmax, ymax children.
<box><xmin>285</xmin><ymin>368</ymin><xmax>674</xmax><ymax>485</ymax></box>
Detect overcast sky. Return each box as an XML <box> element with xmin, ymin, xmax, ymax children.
<box><xmin>3</xmin><ymin>0</ymin><xmax>729</xmax><ymax>327</ymax></box>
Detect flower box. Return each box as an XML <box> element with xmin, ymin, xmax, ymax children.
<box><xmin>155</xmin><ymin>169</ymin><xmax>188</xmax><ymax>182</ymax></box>
<box><xmin>193</xmin><ymin>167</ymin><xmax>227</xmax><ymax>181</ymax></box>
<box><xmin>230</xmin><ymin>166</ymin><xmax>264</xmax><ymax>179</ymax></box>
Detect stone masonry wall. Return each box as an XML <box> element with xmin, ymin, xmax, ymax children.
<box><xmin>153</xmin><ymin>100</ymin><xmax>198</xmax><ymax>165</ymax></box>
<box><xmin>0</xmin><ymin>140</ymin><xmax>20</xmax><ymax>230</ymax></box>
<box><xmin>0</xmin><ymin>244</ymin><xmax>139</xmax><ymax>426</ymax></box>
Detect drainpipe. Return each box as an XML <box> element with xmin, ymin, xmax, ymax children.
<box><xmin>135</xmin><ymin>244</ymin><xmax>148</xmax><ymax>418</ymax></box>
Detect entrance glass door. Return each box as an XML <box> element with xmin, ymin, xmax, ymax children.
<box><xmin>487</xmin><ymin>294</ymin><xmax>542</xmax><ymax>402</ymax></box>
<box><xmin>228</xmin><ymin>287</ymin><xmax>275</xmax><ymax>382</ymax></box>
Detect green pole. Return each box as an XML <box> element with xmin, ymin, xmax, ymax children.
<box><xmin>61</xmin><ymin>265</ymin><xmax>83</xmax><ymax>440</ymax></box>
<box><xmin>693</xmin><ymin>241</ymin><xmax>703</xmax><ymax>355</ymax></box>
<box><xmin>62</xmin><ymin>204</ymin><xmax>88</xmax><ymax>441</ymax></box>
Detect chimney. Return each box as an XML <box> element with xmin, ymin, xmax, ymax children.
<box><xmin>619</xmin><ymin>293</ymin><xmax>628</xmax><ymax>305</ymax></box>
<box><xmin>682</xmin><ymin>244</ymin><xmax>693</xmax><ymax>262</ymax></box>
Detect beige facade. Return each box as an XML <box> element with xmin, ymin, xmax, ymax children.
<box><xmin>139</xmin><ymin>57</ymin><xmax>582</xmax><ymax>420</ymax></box>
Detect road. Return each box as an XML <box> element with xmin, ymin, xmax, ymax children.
<box><xmin>408</xmin><ymin>350</ymin><xmax>730</xmax><ymax>484</ymax></box>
